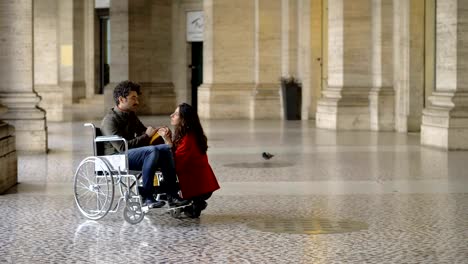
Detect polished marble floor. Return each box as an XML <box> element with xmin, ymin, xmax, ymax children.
<box><xmin>1</xmin><ymin>115</ymin><xmax>468</xmax><ymax>263</ymax></box>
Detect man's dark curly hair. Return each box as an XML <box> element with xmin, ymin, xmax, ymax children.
<box><xmin>113</xmin><ymin>80</ymin><xmax>141</xmax><ymax>105</ymax></box>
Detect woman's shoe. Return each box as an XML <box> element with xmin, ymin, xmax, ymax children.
<box><xmin>184</xmin><ymin>201</ymin><xmax>207</xmax><ymax>218</ymax></box>
<box><xmin>194</xmin><ymin>201</ymin><xmax>207</xmax><ymax>211</ymax></box>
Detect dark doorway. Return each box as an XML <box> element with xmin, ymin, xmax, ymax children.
<box><xmin>97</xmin><ymin>8</ymin><xmax>109</xmax><ymax>94</ymax></box>
<box><xmin>190</xmin><ymin>42</ymin><xmax>203</xmax><ymax>112</ymax></box>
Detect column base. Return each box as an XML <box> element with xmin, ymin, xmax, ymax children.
<box><xmin>421</xmin><ymin>92</ymin><xmax>468</xmax><ymax>150</ymax></box>
<box><xmin>316</xmin><ymin>86</ymin><xmax>371</xmax><ymax>130</ymax></box>
<box><xmin>421</xmin><ymin>123</ymin><xmax>468</xmax><ymax>150</ymax></box>
<box><xmin>421</xmin><ymin>91</ymin><xmax>468</xmax><ymax>150</ymax></box>
<box><xmin>35</xmin><ymin>84</ymin><xmax>64</xmax><ymax>121</ymax></box>
<box><xmin>369</xmin><ymin>86</ymin><xmax>395</xmax><ymax>131</ymax></box>
<box><xmin>250</xmin><ymin>83</ymin><xmax>281</xmax><ymax>119</ymax></box>
<box><xmin>0</xmin><ymin>93</ymin><xmax>48</xmax><ymax>152</ymax></box>
<box><xmin>198</xmin><ymin>83</ymin><xmax>255</xmax><ymax>119</ymax></box>
<box><xmin>395</xmin><ymin>114</ymin><xmax>421</xmax><ymax>132</ymax></box>
<box><xmin>0</xmin><ymin>121</ymin><xmax>17</xmax><ymax>194</ymax></box>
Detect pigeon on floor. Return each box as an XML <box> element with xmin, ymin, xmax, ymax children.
<box><xmin>262</xmin><ymin>152</ymin><xmax>274</xmax><ymax>160</ymax></box>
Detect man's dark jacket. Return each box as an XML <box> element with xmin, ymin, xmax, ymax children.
<box><xmin>101</xmin><ymin>107</ymin><xmax>150</xmax><ymax>155</ymax></box>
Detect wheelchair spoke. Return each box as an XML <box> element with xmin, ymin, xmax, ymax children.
<box><xmin>74</xmin><ymin>157</ymin><xmax>114</xmax><ymax>220</ymax></box>
<box><xmin>76</xmin><ymin>183</ymin><xmax>90</xmax><ymax>191</ymax></box>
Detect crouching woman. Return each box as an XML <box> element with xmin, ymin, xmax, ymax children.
<box><xmin>158</xmin><ymin>103</ymin><xmax>220</xmax><ymax>218</ymax></box>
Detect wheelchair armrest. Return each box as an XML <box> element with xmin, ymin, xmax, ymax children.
<box><xmin>95</xmin><ymin>136</ymin><xmax>129</xmax><ymax>153</ymax></box>
<box><xmin>95</xmin><ymin>135</ymin><xmax>123</xmax><ymax>142</ymax></box>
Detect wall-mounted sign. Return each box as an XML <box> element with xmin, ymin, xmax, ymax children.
<box><xmin>61</xmin><ymin>45</ymin><xmax>73</xmax><ymax>66</ymax></box>
<box><xmin>187</xmin><ymin>11</ymin><xmax>204</xmax><ymax>42</ymax></box>
<box><xmin>95</xmin><ymin>0</ymin><xmax>110</xmax><ymax>9</ymax></box>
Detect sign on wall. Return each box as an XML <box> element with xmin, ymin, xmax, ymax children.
<box><xmin>61</xmin><ymin>45</ymin><xmax>73</xmax><ymax>66</ymax></box>
<box><xmin>95</xmin><ymin>0</ymin><xmax>110</xmax><ymax>8</ymax></box>
<box><xmin>186</xmin><ymin>11</ymin><xmax>204</xmax><ymax>42</ymax></box>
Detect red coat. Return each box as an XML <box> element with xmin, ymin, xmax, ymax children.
<box><xmin>174</xmin><ymin>133</ymin><xmax>220</xmax><ymax>199</ymax></box>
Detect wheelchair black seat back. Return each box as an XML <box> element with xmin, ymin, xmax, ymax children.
<box><xmin>94</xmin><ymin>127</ymin><xmax>105</xmax><ymax>156</ymax></box>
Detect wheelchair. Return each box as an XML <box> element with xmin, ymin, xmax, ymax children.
<box><xmin>73</xmin><ymin>123</ymin><xmax>189</xmax><ymax>224</ymax></box>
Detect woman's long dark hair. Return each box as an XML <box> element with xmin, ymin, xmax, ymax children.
<box><xmin>173</xmin><ymin>103</ymin><xmax>208</xmax><ymax>153</ymax></box>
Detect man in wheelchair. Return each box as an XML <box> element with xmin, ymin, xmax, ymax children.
<box><xmin>101</xmin><ymin>80</ymin><xmax>189</xmax><ymax>209</ymax></box>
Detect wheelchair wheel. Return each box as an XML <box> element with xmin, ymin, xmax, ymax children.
<box><xmin>74</xmin><ymin>156</ymin><xmax>114</xmax><ymax>220</ymax></box>
<box><xmin>123</xmin><ymin>202</ymin><xmax>145</xmax><ymax>224</ymax></box>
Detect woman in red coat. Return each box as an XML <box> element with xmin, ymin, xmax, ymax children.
<box><xmin>158</xmin><ymin>103</ymin><xmax>220</xmax><ymax>218</ymax></box>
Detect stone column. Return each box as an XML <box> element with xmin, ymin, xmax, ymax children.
<box><xmin>297</xmin><ymin>0</ymin><xmax>312</xmax><ymax>120</ymax></box>
<box><xmin>393</xmin><ymin>0</ymin><xmax>425</xmax><ymax>132</ymax></box>
<box><xmin>421</xmin><ymin>0</ymin><xmax>468</xmax><ymax>150</ymax></box>
<box><xmin>369</xmin><ymin>0</ymin><xmax>395</xmax><ymax>131</ymax></box>
<box><xmin>139</xmin><ymin>0</ymin><xmax>176</xmax><ymax>114</ymax></box>
<box><xmin>281</xmin><ymin>0</ymin><xmax>298</xmax><ymax>77</ymax></box>
<box><xmin>0</xmin><ymin>0</ymin><xmax>47</xmax><ymax>152</ymax></box>
<box><xmin>315</xmin><ymin>0</ymin><xmax>373</xmax><ymax>130</ymax></box>
<box><xmin>58</xmin><ymin>0</ymin><xmax>86</xmax><ymax>105</ymax></box>
<box><xmin>251</xmin><ymin>0</ymin><xmax>282</xmax><ymax>119</ymax></box>
<box><xmin>199</xmin><ymin>0</ymin><xmax>255</xmax><ymax>119</ymax></box>
<box><xmin>306</xmin><ymin>0</ymin><xmax>324</xmax><ymax>120</ymax></box>
<box><xmin>34</xmin><ymin>0</ymin><xmax>63</xmax><ymax>121</ymax></box>
<box><xmin>0</xmin><ymin>104</ymin><xmax>17</xmax><ymax>194</ymax></box>
<box><xmin>104</xmin><ymin>0</ymin><xmax>129</xmax><ymax>109</ymax></box>
<box><xmin>84</xmin><ymin>0</ymin><xmax>96</xmax><ymax>98</ymax></box>
<box><xmin>106</xmin><ymin>0</ymin><xmax>175</xmax><ymax>114</ymax></box>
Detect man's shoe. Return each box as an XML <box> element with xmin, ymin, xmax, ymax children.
<box><xmin>143</xmin><ymin>198</ymin><xmax>165</xmax><ymax>209</ymax></box>
<box><xmin>168</xmin><ymin>195</ymin><xmax>190</xmax><ymax>207</ymax></box>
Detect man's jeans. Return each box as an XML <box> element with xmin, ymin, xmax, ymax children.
<box><xmin>127</xmin><ymin>144</ymin><xmax>178</xmax><ymax>198</ymax></box>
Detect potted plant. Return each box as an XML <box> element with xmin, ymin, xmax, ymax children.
<box><xmin>280</xmin><ymin>76</ymin><xmax>302</xmax><ymax>120</ymax></box>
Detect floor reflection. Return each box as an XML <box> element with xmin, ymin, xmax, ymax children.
<box><xmin>1</xmin><ymin>118</ymin><xmax>468</xmax><ymax>263</ymax></box>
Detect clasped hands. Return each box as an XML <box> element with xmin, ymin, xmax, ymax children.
<box><xmin>146</xmin><ymin>126</ymin><xmax>172</xmax><ymax>143</ymax></box>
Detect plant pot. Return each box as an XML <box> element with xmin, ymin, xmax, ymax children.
<box><xmin>281</xmin><ymin>80</ymin><xmax>302</xmax><ymax>120</ymax></box>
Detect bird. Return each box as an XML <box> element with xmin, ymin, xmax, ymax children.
<box><xmin>262</xmin><ymin>152</ymin><xmax>274</xmax><ymax>160</ymax></box>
